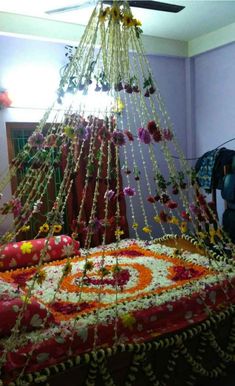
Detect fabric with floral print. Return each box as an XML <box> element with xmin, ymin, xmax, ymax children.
<box><xmin>0</xmin><ymin>236</ymin><xmax>80</xmax><ymax>271</ymax></box>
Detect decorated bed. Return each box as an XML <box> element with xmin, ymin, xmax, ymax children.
<box><xmin>1</xmin><ymin>1</ymin><xmax>235</xmax><ymax>385</ymax></box>
<box><xmin>0</xmin><ymin>236</ymin><xmax>235</xmax><ymax>385</ymax></box>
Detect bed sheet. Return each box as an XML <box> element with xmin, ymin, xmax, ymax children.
<box><xmin>0</xmin><ymin>238</ymin><xmax>234</xmax><ymax>380</ymax></box>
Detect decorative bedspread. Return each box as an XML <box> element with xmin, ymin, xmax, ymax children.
<box><xmin>0</xmin><ymin>238</ymin><xmax>234</xmax><ymax>380</ymax></box>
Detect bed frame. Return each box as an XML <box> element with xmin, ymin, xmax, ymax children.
<box><xmin>16</xmin><ymin>305</ymin><xmax>235</xmax><ymax>386</ymax></box>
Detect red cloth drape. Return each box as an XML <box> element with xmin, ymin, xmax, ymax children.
<box><xmin>62</xmin><ymin>138</ymin><xmax>129</xmax><ymax>247</ymax></box>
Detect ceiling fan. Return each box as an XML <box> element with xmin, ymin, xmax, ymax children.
<box><xmin>46</xmin><ymin>1</ymin><xmax>185</xmax><ymax>15</ymax></box>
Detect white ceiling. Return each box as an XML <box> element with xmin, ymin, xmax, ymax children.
<box><xmin>0</xmin><ymin>0</ymin><xmax>235</xmax><ymax>41</ymax></box>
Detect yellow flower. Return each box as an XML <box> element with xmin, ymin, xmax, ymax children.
<box><xmin>64</xmin><ymin>125</ymin><xmax>75</xmax><ymax>139</ymax></box>
<box><xmin>20</xmin><ymin>225</ymin><xmax>30</xmax><ymax>232</ymax></box>
<box><xmin>122</xmin><ymin>13</ymin><xmax>134</xmax><ymax>27</ymax></box>
<box><xmin>110</xmin><ymin>4</ymin><xmax>120</xmax><ymax>21</ymax></box>
<box><xmin>20</xmin><ymin>241</ymin><xmax>33</xmax><ymax>254</ymax></box>
<box><xmin>112</xmin><ymin>97</ymin><xmax>125</xmax><ymax>113</ymax></box>
<box><xmin>53</xmin><ymin>224</ymin><xmax>62</xmax><ymax>234</ymax></box>
<box><xmin>133</xmin><ymin>18</ymin><xmax>142</xmax><ymax>27</ymax></box>
<box><xmin>168</xmin><ymin>216</ymin><xmax>179</xmax><ymax>225</ymax></box>
<box><xmin>132</xmin><ymin>222</ymin><xmax>138</xmax><ymax>229</ymax></box>
<box><xmin>99</xmin><ymin>7</ymin><xmax>110</xmax><ymax>22</ymax></box>
<box><xmin>154</xmin><ymin>216</ymin><xmax>160</xmax><ymax>223</ymax></box>
<box><xmin>121</xmin><ymin>313</ymin><xmax>136</xmax><ymax>330</ymax></box>
<box><xmin>142</xmin><ymin>226</ymin><xmax>151</xmax><ymax>234</ymax></box>
<box><xmin>36</xmin><ymin>270</ymin><xmax>46</xmax><ymax>285</ymax></box>
<box><xmin>180</xmin><ymin>222</ymin><xmax>187</xmax><ymax>234</ymax></box>
<box><xmin>209</xmin><ymin>227</ymin><xmax>216</xmax><ymax>244</ymax></box>
<box><xmin>39</xmin><ymin>223</ymin><xmax>49</xmax><ymax>233</ymax></box>
<box><xmin>2</xmin><ymin>232</ymin><xmax>14</xmax><ymax>243</ymax></box>
<box><xmin>115</xmin><ymin>228</ymin><xmax>124</xmax><ymax>237</ymax></box>
<box><xmin>197</xmin><ymin>231</ymin><xmax>207</xmax><ymax>240</ymax></box>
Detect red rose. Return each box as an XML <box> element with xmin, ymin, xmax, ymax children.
<box><xmin>147</xmin><ymin>120</ymin><xmax>157</xmax><ymax>134</ymax></box>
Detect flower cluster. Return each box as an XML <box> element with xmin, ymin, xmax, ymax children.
<box><xmin>170</xmin><ymin>265</ymin><xmax>202</xmax><ymax>281</ymax></box>
<box><xmin>146</xmin><ymin>120</ymin><xmax>174</xmax><ymax>143</ymax></box>
<box><xmin>82</xmin><ymin>268</ymin><xmax>130</xmax><ymax>290</ymax></box>
<box><xmin>137</xmin><ymin>122</ymin><xmax>174</xmax><ymax>145</ymax></box>
<box><xmin>39</xmin><ymin>223</ymin><xmax>62</xmax><ymax>234</ymax></box>
<box><xmin>99</xmin><ymin>5</ymin><xmax>142</xmax><ymax>36</ymax></box>
<box><xmin>148</xmin><ymin>193</ymin><xmax>178</xmax><ymax>210</ymax></box>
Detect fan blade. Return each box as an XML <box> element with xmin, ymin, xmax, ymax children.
<box><xmin>46</xmin><ymin>0</ymin><xmax>185</xmax><ymax>15</ymax></box>
<box><xmin>103</xmin><ymin>1</ymin><xmax>185</xmax><ymax>13</ymax></box>
<box><xmin>45</xmin><ymin>1</ymin><xmax>96</xmax><ymax>15</ymax></box>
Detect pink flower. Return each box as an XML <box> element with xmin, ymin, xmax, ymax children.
<box><xmin>124</xmin><ymin>130</ymin><xmax>134</xmax><ymax>141</ymax></box>
<box><xmin>111</xmin><ymin>130</ymin><xmax>126</xmax><ymax>146</ymax></box>
<box><xmin>123</xmin><ymin>187</ymin><xmax>136</xmax><ymax>197</ymax></box>
<box><xmin>28</xmin><ymin>132</ymin><xmax>45</xmax><ymax>149</ymax></box>
<box><xmin>104</xmin><ymin>189</ymin><xmax>115</xmax><ymax>200</ymax></box>
<box><xmin>162</xmin><ymin>128</ymin><xmax>173</xmax><ymax>141</ymax></box>
<box><xmin>138</xmin><ymin>128</ymin><xmax>151</xmax><ymax>144</ymax></box>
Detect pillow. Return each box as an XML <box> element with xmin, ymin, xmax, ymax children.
<box><xmin>0</xmin><ymin>278</ymin><xmax>55</xmax><ymax>337</ymax></box>
<box><xmin>0</xmin><ymin>235</ymin><xmax>80</xmax><ymax>271</ymax></box>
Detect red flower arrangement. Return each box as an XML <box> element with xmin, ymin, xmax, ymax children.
<box><xmin>170</xmin><ymin>266</ymin><xmax>202</xmax><ymax>281</ymax></box>
<box><xmin>82</xmin><ymin>268</ymin><xmax>130</xmax><ymax>289</ymax></box>
<box><xmin>0</xmin><ymin>89</ymin><xmax>12</xmax><ymax>109</ymax></box>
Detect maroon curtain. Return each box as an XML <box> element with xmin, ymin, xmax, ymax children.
<box><xmin>62</xmin><ymin>138</ymin><xmax>129</xmax><ymax>247</ymax></box>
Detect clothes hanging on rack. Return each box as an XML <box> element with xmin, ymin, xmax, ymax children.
<box><xmin>195</xmin><ymin>147</ymin><xmax>235</xmax><ymax>192</ymax></box>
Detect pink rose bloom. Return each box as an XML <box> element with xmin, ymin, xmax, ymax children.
<box><xmin>123</xmin><ymin>187</ymin><xmax>136</xmax><ymax>197</ymax></box>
